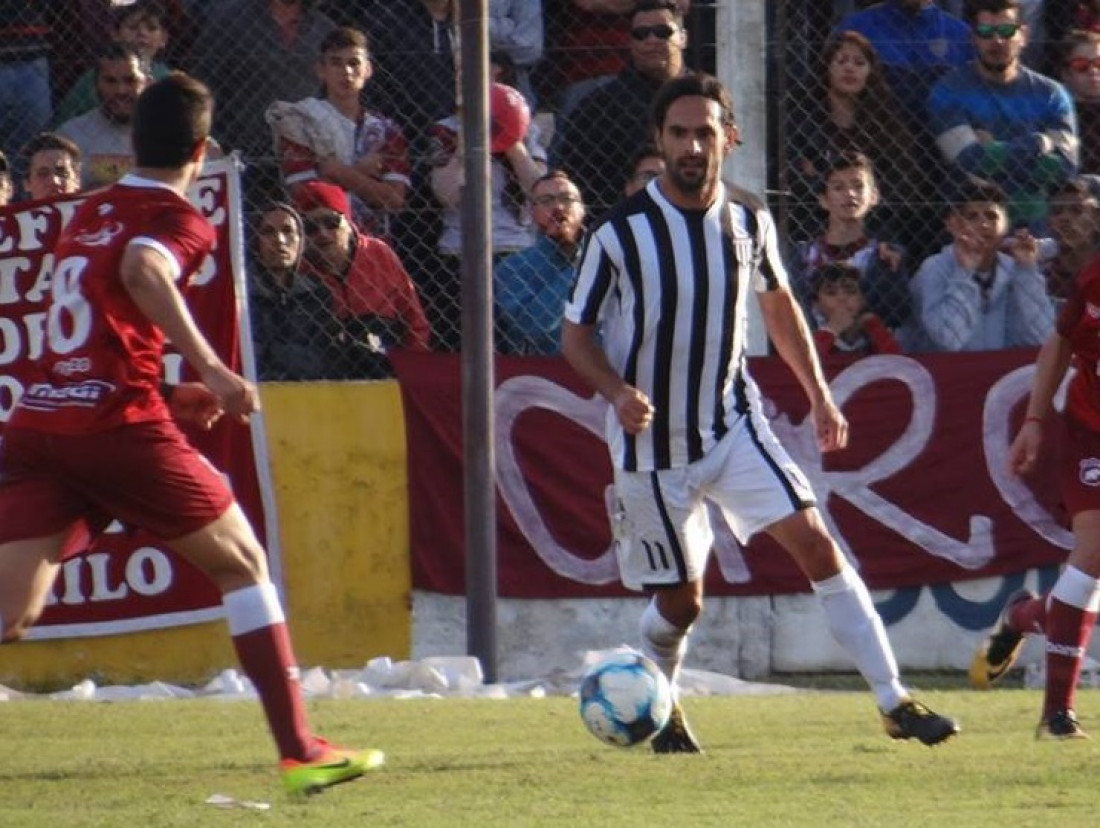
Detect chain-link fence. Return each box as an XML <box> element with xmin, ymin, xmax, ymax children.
<box><xmin>776</xmin><ymin>1</ymin><xmax>1090</xmax><ymax>355</ymax></box>
<box><xmin>1</xmin><ymin>1</ymin><xmax>1085</xmax><ymax>375</ymax></box>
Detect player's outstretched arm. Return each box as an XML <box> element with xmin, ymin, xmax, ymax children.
<box><xmin>120</xmin><ymin>243</ymin><xmax>259</xmax><ymax>421</ymax></box>
<box><xmin>758</xmin><ymin>286</ymin><xmax>848</xmax><ymax>452</ymax></box>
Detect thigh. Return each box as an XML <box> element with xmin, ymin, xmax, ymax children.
<box><xmin>0</xmin><ymin>428</ymin><xmax>94</xmax><ymax>546</ymax></box>
<box><xmin>1059</xmin><ymin>416</ymin><xmax>1100</xmax><ymax>526</ymax></box>
<box><xmin>167</xmin><ymin>501</ymin><xmax>269</xmax><ymax>593</ymax></box>
<box><xmin>612</xmin><ymin>466</ymin><xmax>711</xmax><ymax>591</ymax></box>
<box><xmin>708</xmin><ymin>418</ymin><xmax>816</xmax><ymax>543</ymax></box>
<box><xmin>58</xmin><ymin>421</ymin><xmax>234</xmax><ymax>541</ymax></box>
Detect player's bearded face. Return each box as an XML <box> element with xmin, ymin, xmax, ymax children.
<box><xmin>659</xmin><ymin>96</ymin><xmax>732</xmax><ymax>195</ymax></box>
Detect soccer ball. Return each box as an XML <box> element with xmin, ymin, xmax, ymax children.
<box><xmin>578</xmin><ymin>651</ymin><xmax>673</xmax><ymax>748</ymax></box>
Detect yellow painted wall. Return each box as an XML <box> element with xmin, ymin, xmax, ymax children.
<box><xmin>0</xmin><ymin>382</ymin><xmax>412</xmax><ymax>690</ymax></box>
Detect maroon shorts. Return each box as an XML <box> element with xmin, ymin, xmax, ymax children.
<box><xmin>1059</xmin><ymin>414</ymin><xmax>1100</xmax><ymax>520</ymax></box>
<box><xmin>0</xmin><ymin>419</ymin><xmax>233</xmax><ymax>554</ymax></box>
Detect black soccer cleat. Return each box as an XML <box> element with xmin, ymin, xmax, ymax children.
<box><xmin>651</xmin><ymin>701</ymin><xmax>703</xmax><ymax>754</ymax></box>
<box><xmin>1036</xmin><ymin>709</ymin><xmax>1090</xmax><ymax>741</ymax></box>
<box><xmin>969</xmin><ymin>589</ymin><xmax>1036</xmax><ymax>690</ymax></box>
<box><xmin>881</xmin><ymin>699</ymin><xmax>960</xmax><ymax>746</ymax></box>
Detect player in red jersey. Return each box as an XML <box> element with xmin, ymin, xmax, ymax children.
<box><xmin>0</xmin><ymin>72</ymin><xmax>383</xmax><ymax>795</ymax></box>
<box><xmin>971</xmin><ymin>231</ymin><xmax>1100</xmax><ymax>739</ymax></box>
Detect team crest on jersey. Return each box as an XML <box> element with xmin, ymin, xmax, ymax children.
<box><xmin>74</xmin><ymin>221</ymin><xmax>124</xmax><ymax>247</ymax></box>
<box><xmin>1087</xmin><ymin>303</ymin><xmax>1100</xmax><ymax>320</ymax></box>
<box><xmin>1080</xmin><ymin>458</ymin><xmax>1100</xmax><ymax>487</ymax></box>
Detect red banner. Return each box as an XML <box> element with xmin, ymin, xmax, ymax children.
<box><xmin>0</xmin><ymin>159</ymin><xmax>278</xmax><ymax>639</ymax></box>
<box><xmin>391</xmin><ymin>349</ymin><xmax>1070</xmax><ymax>598</ymax></box>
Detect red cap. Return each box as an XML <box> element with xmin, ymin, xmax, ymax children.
<box><xmin>292</xmin><ymin>180</ymin><xmax>351</xmax><ymax>220</ymax></box>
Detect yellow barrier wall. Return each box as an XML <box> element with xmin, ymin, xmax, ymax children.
<box><xmin>0</xmin><ymin>382</ymin><xmax>412</xmax><ymax>690</ymax></box>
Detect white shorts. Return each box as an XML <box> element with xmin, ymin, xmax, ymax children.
<box><xmin>610</xmin><ymin>415</ymin><xmax>816</xmax><ymax>591</ymax></box>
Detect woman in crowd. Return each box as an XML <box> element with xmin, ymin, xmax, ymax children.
<box><xmin>786</xmin><ymin>30</ymin><xmax>921</xmax><ymax>252</ymax></box>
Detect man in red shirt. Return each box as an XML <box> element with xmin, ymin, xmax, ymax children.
<box><xmin>294</xmin><ymin>180</ymin><xmax>430</xmax><ymax>377</ymax></box>
<box><xmin>0</xmin><ymin>73</ymin><xmax>383</xmax><ymax>794</ymax></box>
<box><xmin>971</xmin><ymin>250</ymin><xmax>1100</xmax><ymax>739</ymax></box>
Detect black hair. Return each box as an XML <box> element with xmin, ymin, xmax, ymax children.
<box><xmin>132</xmin><ymin>72</ymin><xmax>212</xmax><ymax>167</ymax></box>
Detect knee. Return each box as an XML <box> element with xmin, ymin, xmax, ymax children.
<box><xmin>654</xmin><ymin>589</ymin><xmax>704</xmax><ymax>630</ymax></box>
<box><xmin>207</xmin><ymin>541</ymin><xmax>270</xmax><ymax>593</ymax></box>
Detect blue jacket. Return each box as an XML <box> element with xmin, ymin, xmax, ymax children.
<box><xmin>494</xmin><ymin>235</ymin><xmax>578</xmax><ymax>355</ymax></box>
<box><xmin>928</xmin><ymin>63</ymin><xmax>1079</xmax><ymax>228</ymax></box>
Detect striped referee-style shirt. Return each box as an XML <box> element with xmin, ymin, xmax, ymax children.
<box><xmin>564</xmin><ymin>179</ymin><xmax>788</xmax><ymax>472</ymax></box>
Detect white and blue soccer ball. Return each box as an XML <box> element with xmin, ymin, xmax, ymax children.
<box><xmin>578</xmin><ymin>651</ymin><xmax>673</xmax><ymax>748</ymax></box>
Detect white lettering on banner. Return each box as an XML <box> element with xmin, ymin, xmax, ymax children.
<box><xmin>775</xmin><ymin>356</ymin><xmax>996</xmax><ymax>570</ymax></box>
<box><xmin>0</xmin><ymin>312</ymin><xmax>46</xmax><ymax>365</ymax></box>
<box><xmin>496</xmin><ymin>377</ymin><xmax>621</xmax><ymax>583</ymax></box>
<box><xmin>44</xmin><ymin>548</ymin><xmax>175</xmax><ymax>607</ymax></box>
<box><xmin>985</xmin><ymin>365</ymin><xmax>1074</xmax><ymax>549</ymax></box>
<box><xmin>190</xmin><ymin>176</ymin><xmax>226</xmax><ymax>227</ymax></box>
<box><xmin>495</xmin><ymin>356</ymin><xmax>1066</xmax><ymax>587</ymax></box>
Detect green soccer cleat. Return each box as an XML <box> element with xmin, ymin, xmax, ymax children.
<box><xmin>650</xmin><ymin>700</ymin><xmax>703</xmax><ymax>754</ymax></box>
<box><xmin>280</xmin><ymin>739</ymin><xmax>385</xmax><ymax>796</ymax></box>
<box><xmin>881</xmin><ymin>699</ymin><xmax>960</xmax><ymax>746</ymax></box>
<box><xmin>969</xmin><ymin>589</ymin><xmax>1036</xmax><ymax>690</ymax></box>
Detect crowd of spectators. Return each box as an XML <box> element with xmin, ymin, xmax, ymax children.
<box><xmin>2</xmin><ymin>1</ymin><xmax>1099</xmax><ymax>375</ymax></box>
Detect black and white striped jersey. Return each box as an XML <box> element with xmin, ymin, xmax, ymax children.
<box><xmin>564</xmin><ymin>179</ymin><xmax>789</xmax><ymax>471</ymax></box>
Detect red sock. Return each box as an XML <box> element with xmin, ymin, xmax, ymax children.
<box><xmin>232</xmin><ymin>622</ymin><xmax>316</xmax><ymax>761</ymax></box>
<box><xmin>1008</xmin><ymin>595</ymin><xmax>1048</xmax><ymax>635</ymax></box>
<box><xmin>1042</xmin><ymin>597</ymin><xmax>1098</xmax><ymax>720</ymax></box>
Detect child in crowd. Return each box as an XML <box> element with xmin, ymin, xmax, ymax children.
<box><xmin>53</xmin><ymin>0</ymin><xmax>172</xmax><ymax>126</ymax></box>
<box><xmin>265</xmin><ymin>27</ymin><xmax>411</xmax><ymax>241</ymax></box>
<box><xmin>791</xmin><ymin>151</ymin><xmax>911</xmax><ymax>332</ymax></box>
<box><xmin>907</xmin><ymin>178</ymin><xmax>1054</xmax><ymax>352</ymax></box>
<box><xmin>810</xmin><ymin>262</ymin><xmax>901</xmax><ymax>357</ymax></box>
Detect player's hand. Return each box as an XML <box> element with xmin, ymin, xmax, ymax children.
<box><xmin>812</xmin><ymin>397</ymin><xmax>849</xmax><ymax>453</ymax></box>
<box><xmin>612</xmin><ymin>386</ymin><xmax>655</xmax><ymax>435</ymax></box>
<box><xmin>168</xmin><ymin>382</ymin><xmax>224</xmax><ymax>430</ymax></box>
<box><xmin>1008</xmin><ymin>420</ymin><xmax>1043</xmax><ymax>475</ymax></box>
<box><xmin>202</xmin><ymin>366</ymin><xmax>261</xmax><ymax>423</ymax></box>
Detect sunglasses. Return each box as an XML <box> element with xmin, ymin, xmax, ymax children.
<box><xmin>1068</xmin><ymin>56</ymin><xmax>1100</xmax><ymax>73</ymax></box>
<box><xmin>303</xmin><ymin>212</ymin><xmax>343</xmax><ymax>235</ymax></box>
<box><xmin>973</xmin><ymin>22</ymin><xmax>1020</xmax><ymax>39</ymax></box>
<box><xmin>631</xmin><ymin>24</ymin><xmax>677</xmax><ymax>41</ymax></box>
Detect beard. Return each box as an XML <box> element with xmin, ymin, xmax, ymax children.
<box><xmin>667</xmin><ymin>158</ymin><xmax>715</xmax><ymax>194</ymax></box>
<box><xmin>979</xmin><ymin>55</ymin><xmax>1012</xmax><ymax>75</ymax></box>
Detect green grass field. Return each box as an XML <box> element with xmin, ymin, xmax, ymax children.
<box><xmin>1</xmin><ymin>685</ymin><xmax>1097</xmax><ymax>827</ymax></box>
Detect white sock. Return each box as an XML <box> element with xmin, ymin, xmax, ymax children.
<box><xmin>1051</xmin><ymin>566</ymin><xmax>1100</xmax><ymax>612</ymax></box>
<box><xmin>812</xmin><ymin>566</ymin><xmax>907</xmax><ymax>712</ymax></box>
<box><xmin>223</xmin><ymin>581</ymin><xmax>285</xmax><ymax>636</ymax></box>
<box><xmin>639</xmin><ymin>599</ymin><xmax>690</xmax><ymax>692</ymax></box>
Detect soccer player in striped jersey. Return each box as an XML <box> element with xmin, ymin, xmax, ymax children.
<box><xmin>562</xmin><ymin>72</ymin><xmax>959</xmax><ymax>752</ymax></box>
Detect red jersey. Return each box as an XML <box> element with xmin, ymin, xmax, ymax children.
<box><xmin>1057</xmin><ymin>257</ymin><xmax>1100</xmax><ymax>432</ymax></box>
<box><xmin>11</xmin><ymin>175</ymin><xmax>215</xmax><ymax>434</ymax></box>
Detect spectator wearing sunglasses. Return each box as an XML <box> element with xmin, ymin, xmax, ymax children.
<box><xmin>550</xmin><ymin>0</ymin><xmax>690</xmax><ymax>217</ymax></box>
<box><xmin>928</xmin><ymin>0</ymin><xmax>1079</xmax><ymax>232</ymax></box>
<box><xmin>293</xmin><ymin>180</ymin><xmax>430</xmax><ymax>378</ymax></box>
<box><xmin>809</xmin><ymin>262</ymin><xmax>901</xmax><ymax>358</ymax></box>
<box><xmin>1061</xmin><ymin>29</ymin><xmax>1100</xmax><ymax>174</ymax></box>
